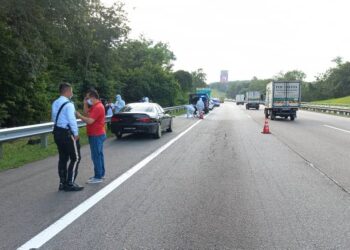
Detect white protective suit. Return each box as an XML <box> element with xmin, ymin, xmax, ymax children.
<box><xmin>196</xmin><ymin>98</ymin><xmax>205</xmax><ymax>115</ymax></box>
<box><xmin>114</xmin><ymin>94</ymin><xmax>126</xmax><ymax>114</ymax></box>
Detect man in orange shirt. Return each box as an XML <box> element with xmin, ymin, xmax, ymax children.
<box><xmin>76</xmin><ymin>89</ymin><xmax>106</xmax><ymax>184</ymax></box>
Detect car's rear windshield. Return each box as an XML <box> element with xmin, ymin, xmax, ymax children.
<box><xmin>121</xmin><ymin>104</ymin><xmax>155</xmax><ymax>113</ymax></box>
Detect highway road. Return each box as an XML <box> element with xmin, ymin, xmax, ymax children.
<box><xmin>2</xmin><ymin>103</ymin><xmax>350</xmax><ymax>249</ymax></box>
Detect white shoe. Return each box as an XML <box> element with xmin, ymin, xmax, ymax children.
<box><xmin>87</xmin><ymin>178</ymin><xmax>103</xmax><ymax>184</ymax></box>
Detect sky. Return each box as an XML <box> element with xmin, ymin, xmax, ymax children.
<box><xmin>103</xmin><ymin>0</ymin><xmax>350</xmax><ymax>83</ymax></box>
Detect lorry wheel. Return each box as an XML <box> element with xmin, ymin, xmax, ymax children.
<box><xmin>271</xmin><ymin>113</ymin><xmax>276</xmax><ymax>120</ymax></box>
<box><xmin>264</xmin><ymin>110</ymin><xmax>269</xmax><ymax>119</ymax></box>
<box><xmin>290</xmin><ymin>115</ymin><xmax>295</xmax><ymax>121</ymax></box>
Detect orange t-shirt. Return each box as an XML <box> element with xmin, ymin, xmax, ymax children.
<box><xmin>86</xmin><ymin>101</ymin><xmax>106</xmax><ymax>136</ymax></box>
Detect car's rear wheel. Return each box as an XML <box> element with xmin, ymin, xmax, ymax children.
<box><xmin>166</xmin><ymin>119</ymin><xmax>173</xmax><ymax>132</ymax></box>
<box><xmin>115</xmin><ymin>131</ymin><xmax>122</xmax><ymax>139</ymax></box>
<box><xmin>154</xmin><ymin>124</ymin><xmax>162</xmax><ymax>139</ymax></box>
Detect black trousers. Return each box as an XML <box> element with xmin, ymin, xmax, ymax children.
<box><xmin>53</xmin><ymin>128</ymin><xmax>81</xmax><ymax>185</ymax></box>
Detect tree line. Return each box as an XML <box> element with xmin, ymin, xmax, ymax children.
<box><xmin>0</xmin><ymin>0</ymin><xmax>207</xmax><ymax>127</ymax></box>
<box><xmin>212</xmin><ymin>57</ymin><xmax>350</xmax><ymax>102</ymax></box>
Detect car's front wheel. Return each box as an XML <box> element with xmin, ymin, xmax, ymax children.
<box><xmin>166</xmin><ymin>119</ymin><xmax>173</xmax><ymax>132</ymax></box>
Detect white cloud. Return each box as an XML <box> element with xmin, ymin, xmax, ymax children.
<box><xmin>103</xmin><ymin>0</ymin><xmax>350</xmax><ymax>82</ymax></box>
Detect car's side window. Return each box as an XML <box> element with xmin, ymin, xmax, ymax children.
<box><xmin>146</xmin><ymin>106</ymin><xmax>155</xmax><ymax>113</ymax></box>
<box><xmin>155</xmin><ymin>105</ymin><xmax>162</xmax><ymax>114</ymax></box>
<box><xmin>157</xmin><ymin>105</ymin><xmax>165</xmax><ymax>114</ymax></box>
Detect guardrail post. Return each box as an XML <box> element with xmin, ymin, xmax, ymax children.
<box><xmin>0</xmin><ymin>142</ymin><xmax>3</xmax><ymax>159</ymax></box>
<box><xmin>40</xmin><ymin>134</ymin><xmax>48</xmax><ymax>148</ymax></box>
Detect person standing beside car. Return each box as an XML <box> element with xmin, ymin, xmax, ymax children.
<box><xmin>196</xmin><ymin>97</ymin><xmax>205</xmax><ymax>118</ymax></box>
<box><xmin>52</xmin><ymin>83</ymin><xmax>83</xmax><ymax>192</ymax></box>
<box><xmin>113</xmin><ymin>94</ymin><xmax>125</xmax><ymax>114</ymax></box>
<box><xmin>76</xmin><ymin>89</ymin><xmax>106</xmax><ymax>184</ymax></box>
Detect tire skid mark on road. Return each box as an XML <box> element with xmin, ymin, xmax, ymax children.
<box><xmin>243</xmin><ymin>109</ymin><xmax>350</xmax><ymax>196</ymax></box>
<box><xmin>272</xmin><ymin>136</ymin><xmax>350</xmax><ymax>195</ymax></box>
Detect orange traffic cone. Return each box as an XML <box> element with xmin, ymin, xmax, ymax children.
<box><xmin>262</xmin><ymin>119</ymin><xmax>271</xmax><ymax>134</ymax></box>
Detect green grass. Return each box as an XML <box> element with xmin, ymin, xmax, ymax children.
<box><xmin>0</xmin><ymin>127</ymin><xmax>113</xmax><ymax>172</ymax></box>
<box><xmin>312</xmin><ymin>96</ymin><xmax>350</xmax><ymax>106</ymax></box>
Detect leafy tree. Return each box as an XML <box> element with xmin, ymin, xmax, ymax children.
<box><xmin>112</xmin><ymin>38</ymin><xmax>180</xmax><ymax>106</ymax></box>
<box><xmin>174</xmin><ymin>70</ymin><xmax>193</xmax><ymax>92</ymax></box>
<box><xmin>191</xmin><ymin>68</ymin><xmax>207</xmax><ymax>89</ymax></box>
<box><xmin>274</xmin><ymin>70</ymin><xmax>306</xmax><ymax>81</ymax></box>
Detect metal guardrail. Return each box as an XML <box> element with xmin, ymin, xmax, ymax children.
<box><xmin>300</xmin><ymin>103</ymin><xmax>350</xmax><ymax>116</ymax></box>
<box><xmin>0</xmin><ymin>105</ymin><xmax>186</xmax><ymax>159</ymax></box>
<box><xmin>163</xmin><ymin>105</ymin><xmax>186</xmax><ymax>113</ymax></box>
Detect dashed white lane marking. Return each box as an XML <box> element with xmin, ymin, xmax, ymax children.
<box><xmin>18</xmin><ymin>118</ymin><xmax>205</xmax><ymax>250</ymax></box>
<box><xmin>323</xmin><ymin>125</ymin><xmax>350</xmax><ymax>134</ymax></box>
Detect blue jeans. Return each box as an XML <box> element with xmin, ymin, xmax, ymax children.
<box><xmin>88</xmin><ymin>134</ymin><xmax>106</xmax><ymax>179</ymax></box>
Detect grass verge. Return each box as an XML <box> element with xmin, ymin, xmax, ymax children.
<box><xmin>311</xmin><ymin>96</ymin><xmax>350</xmax><ymax>106</ymax></box>
<box><xmin>0</xmin><ymin>126</ymin><xmax>113</xmax><ymax>172</ymax></box>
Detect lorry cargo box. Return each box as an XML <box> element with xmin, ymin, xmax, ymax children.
<box><xmin>235</xmin><ymin>94</ymin><xmax>245</xmax><ymax>105</ymax></box>
<box><xmin>264</xmin><ymin>81</ymin><xmax>301</xmax><ymax>120</ymax></box>
<box><xmin>245</xmin><ymin>91</ymin><xmax>261</xmax><ymax>110</ymax></box>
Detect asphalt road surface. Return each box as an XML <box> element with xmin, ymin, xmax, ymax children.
<box><xmin>2</xmin><ymin>103</ymin><xmax>350</xmax><ymax>249</ymax></box>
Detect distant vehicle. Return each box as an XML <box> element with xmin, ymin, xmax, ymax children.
<box><xmin>264</xmin><ymin>81</ymin><xmax>301</xmax><ymax>121</ymax></box>
<box><xmin>189</xmin><ymin>93</ymin><xmax>210</xmax><ymax>114</ymax></box>
<box><xmin>245</xmin><ymin>91</ymin><xmax>261</xmax><ymax>110</ymax></box>
<box><xmin>235</xmin><ymin>94</ymin><xmax>245</xmax><ymax>105</ymax></box>
<box><xmin>211</xmin><ymin>98</ymin><xmax>221</xmax><ymax>107</ymax></box>
<box><xmin>111</xmin><ymin>102</ymin><xmax>172</xmax><ymax>139</ymax></box>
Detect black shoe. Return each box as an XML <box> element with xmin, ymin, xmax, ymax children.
<box><xmin>58</xmin><ymin>183</ymin><xmax>66</xmax><ymax>191</ymax></box>
<box><xmin>64</xmin><ymin>183</ymin><xmax>84</xmax><ymax>192</ymax></box>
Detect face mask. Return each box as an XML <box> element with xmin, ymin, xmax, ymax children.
<box><xmin>87</xmin><ymin>99</ymin><xmax>93</xmax><ymax>106</ymax></box>
<box><xmin>69</xmin><ymin>94</ymin><xmax>73</xmax><ymax>100</ymax></box>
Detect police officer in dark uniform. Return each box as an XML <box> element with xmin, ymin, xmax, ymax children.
<box><xmin>51</xmin><ymin>83</ymin><xmax>83</xmax><ymax>191</ymax></box>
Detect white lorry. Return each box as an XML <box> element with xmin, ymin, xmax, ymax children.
<box><xmin>245</xmin><ymin>91</ymin><xmax>261</xmax><ymax>110</ymax></box>
<box><xmin>264</xmin><ymin>81</ymin><xmax>301</xmax><ymax>121</ymax></box>
<box><xmin>235</xmin><ymin>94</ymin><xmax>245</xmax><ymax>105</ymax></box>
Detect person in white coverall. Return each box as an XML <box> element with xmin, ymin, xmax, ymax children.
<box><xmin>186</xmin><ymin>104</ymin><xmax>195</xmax><ymax>118</ymax></box>
<box><xmin>114</xmin><ymin>94</ymin><xmax>125</xmax><ymax>114</ymax></box>
<box><xmin>196</xmin><ymin>98</ymin><xmax>205</xmax><ymax>117</ymax></box>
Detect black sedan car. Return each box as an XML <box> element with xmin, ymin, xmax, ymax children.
<box><xmin>111</xmin><ymin>102</ymin><xmax>173</xmax><ymax>139</ymax></box>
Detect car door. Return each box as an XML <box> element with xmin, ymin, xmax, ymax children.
<box><xmin>156</xmin><ymin>105</ymin><xmax>169</xmax><ymax>130</ymax></box>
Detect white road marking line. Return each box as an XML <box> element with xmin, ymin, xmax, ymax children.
<box><xmin>18</xmin><ymin>119</ymin><xmax>204</xmax><ymax>250</ymax></box>
<box><xmin>323</xmin><ymin>125</ymin><xmax>350</xmax><ymax>134</ymax></box>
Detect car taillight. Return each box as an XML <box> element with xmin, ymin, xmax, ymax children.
<box><xmin>111</xmin><ymin>116</ymin><xmax>122</xmax><ymax>122</ymax></box>
<box><xmin>137</xmin><ymin>117</ymin><xmax>151</xmax><ymax>123</ymax></box>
